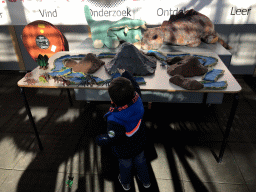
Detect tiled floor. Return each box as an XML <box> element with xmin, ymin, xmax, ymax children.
<box><xmin>0</xmin><ymin>72</ymin><xmax>256</xmax><ymax>192</ymax></box>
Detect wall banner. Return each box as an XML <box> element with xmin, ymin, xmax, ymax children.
<box><xmin>0</xmin><ymin>0</ymin><xmax>255</xmax><ymax>25</ymax></box>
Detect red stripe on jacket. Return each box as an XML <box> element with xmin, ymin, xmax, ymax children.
<box><xmin>126</xmin><ymin>119</ymin><xmax>142</xmax><ymax>137</ymax></box>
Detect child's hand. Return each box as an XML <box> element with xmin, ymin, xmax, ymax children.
<box><xmin>117</xmin><ymin>68</ymin><xmax>125</xmax><ymax>75</ymax></box>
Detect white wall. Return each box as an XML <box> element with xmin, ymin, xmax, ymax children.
<box><xmin>1</xmin><ymin>0</ymin><xmax>255</xmax><ymax>74</ymax></box>
<box><xmin>1</xmin><ymin>24</ymin><xmax>255</xmax><ymax>75</ymax></box>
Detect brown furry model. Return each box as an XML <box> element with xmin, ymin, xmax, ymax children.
<box><xmin>141</xmin><ymin>9</ymin><xmax>232</xmax><ymax>50</ymax></box>
<box><xmin>65</xmin><ymin>53</ymin><xmax>105</xmax><ymax>74</ymax></box>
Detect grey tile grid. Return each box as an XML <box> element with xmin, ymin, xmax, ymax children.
<box><xmin>0</xmin><ymin>72</ymin><xmax>256</xmax><ymax>192</ymax></box>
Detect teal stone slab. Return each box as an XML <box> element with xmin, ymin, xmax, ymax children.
<box><xmin>167</xmin><ymin>54</ymin><xmax>189</xmax><ymax>58</ymax></box>
<box><xmin>69</xmin><ymin>77</ymin><xmax>84</xmax><ymax>84</ymax></box>
<box><xmin>70</xmin><ymin>76</ymin><xmax>104</xmax><ymax>85</ymax></box>
<box><xmin>202</xmin><ymin>69</ymin><xmax>224</xmax><ymax>82</ymax></box>
<box><xmin>48</xmin><ymin>69</ymin><xmax>72</xmax><ymax>76</ymax></box>
<box><xmin>202</xmin><ymin>81</ymin><xmax>228</xmax><ymax>90</ymax></box>
<box><xmin>112</xmin><ymin>73</ymin><xmax>121</xmax><ymax>79</ymax></box>
<box><xmin>193</xmin><ymin>54</ymin><xmax>218</xmax><ymax>67</ymax></box>
<box><xmin>66</xmin><ymin>72</ymin><xmax>86</xmax><ymax>78</ymax></box>
<box><xmin>52</xmin><ymin>54</ymin><xmax>86</xmax><ymax>72</ymax></box>
<box><xmin>134</xmin><ymin>76</ymin><xmax>146</xmax><ymax>85</ymax></box>
<box><xmin>97</xmin><ymin>53</ymin><xmax>116</xmax><ymax>58</ymax></box>
<box><xmin>50</xmin><ymin>54</ymin><xmax>89</xmax><ymax>78</ymax></box>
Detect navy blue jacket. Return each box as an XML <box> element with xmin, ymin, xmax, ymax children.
<box><xmin>96</xmin><ymin>71</ymin><xmax>146</xmax><ymax>159</ymax></box>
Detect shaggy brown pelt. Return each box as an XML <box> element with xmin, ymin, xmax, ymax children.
<box><xmin>167</xmin><ymin>55</ymin><xmax>208</xmax><ymax>77</ymax></box>
<box><xmin>65</xmin><ymin>53</ymin><xmax>105</xmax><ymax>74</ymax></box>
<box><xmin>141</xmin><ymin>9</ymin><xmax>232</xmax><ymax>50</ymax></box>
<box><xmin>169</xmin><ymin>74</ymin><xmax>204</xmax><ymax>90</ymax></box>
<box><xmin>166</xmin><ymin>56</ymin><xmax>184</xmax><ymax>65</ymax></box>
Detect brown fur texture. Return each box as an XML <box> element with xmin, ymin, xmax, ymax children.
<box><xmin>141</xmin><ymin>9</ymin><xmax>232</xmax><ymax>50</ymax></box>
<box><xmin>65</xmin><ymin>53</ymin><xmax>105</xmax><ymax>74</ymax></box>
<box><xmin>169</xmin><ymin>74</ymin><xmax>204</xmax><ymax>90</ymax></box>
<box><xmin>167</xmin><ymin>55</ymin><xmax>208</xmax><ymax>77</ymax></box>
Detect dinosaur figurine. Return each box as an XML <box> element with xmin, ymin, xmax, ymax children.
<box><xmin>84</xmin><ymin>5</ymin><xmax>147</xmax><ymax>49</ymax></box>
<box><xmin>141</xmin><ymin>9</ymin><xmax>232</xmax><ymax>50</ymax></box>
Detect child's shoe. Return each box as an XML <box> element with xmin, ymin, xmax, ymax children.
<box><xmin>143</xmin><ymin>182</ymin><xmax>151</xmax><ymax>188</ymax></box>
<box><xmin>137</xmin><ymin>175</ymin><xmax>151</xmax><ymax>188</ymax></box>
<box><xmin>118</xmin><ymin>175</ymin><xmax>131</xmax><ymax>191</ymax></box>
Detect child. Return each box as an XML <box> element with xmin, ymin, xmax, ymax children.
<box><xmin>96</xmin><ymin>68</ymin><xmax>151</xmax><ymax>191</ymax></box>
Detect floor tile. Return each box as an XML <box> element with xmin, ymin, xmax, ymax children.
<box><xmin>14</xmin><ymin>135</ymin><xmax>81</xmax><ymax>172</ymax></box>
<box><xmin>155</xmin><ymin>178</ymin><xmax>180</xmax><ymax>192</ymax></box>
<box><xmin>213</xmin><ymin>98</ymin><xmax>255</xmax><ymax>115</ymax></box>
<box><xmin>1</xmin><ymin>73</ymin><xmax>256</xmax><ymax>192</ymax></box>
<box><xmin>247</xmin><ymin>184</ymin><xmax>256</xmax><ymax>192</ymax></box>
<box><xmin>0</xmin><ymin>169</ymin><xmax>11</xmax><ymax>187</ymax></box>
<box><xmin>0</xmin><ymin>86</ymin><xmax>25</xmax><ymax>109</ymax></box>
<box><xmin>40</xmin><ymin>108</ymin><xmax>86</xmax><ymax>135</ymax></box>
<box><xmin>229</xmin><ymin>143</ymin><xmax>256</xmax><ymax>185</ymax></box>
<box><xmin>183</xmin><ymin>181</ymin><xmax>249</xmax><ymax>192</ymax></box>
<box><xmin>178</xmin><ymin>143</ymin><xmax>245</xmax><ymax>184</ymax></box>
<box><xmin>57</xmin><ymin>98</ymin><xmax>86</xmax><ymax>109</ymax></box>
<box><xmin>55</xmin><ymin>142</ymin><xmax>102</xmax><ymax>175</ymax></box>
<box><xmin>0</xmin><ymin>105</ymin><xmax>19</xmax><ymax>128</ymax></box>
<box><xmin>0</xmin><ymin>170</ymin><xmax>82</xmax><ymax>192</ymax></box>
<box><xmin>243</xmin><ymin>93</ymin><xmax>256</xmax><ymax>112</ymax></box>
<box><xmin>1</xmin><ymin>106</ymin><xmax>56</xmax><ymax>133</ymax></box>
<box><xmin>151</xmin><ymin>143</ymin><xmax>183</xmax><ymax>181</ymax></box>
<box><xmin>56</xmin><ymin>174</ymin><xmax>114</xmax><ymax>192</ymax></box>
<box><xmin>212</xmin><ymin>111</ymin><xmax>256</xmax><ymax>143</ymax></box>
<box><xmin>25</xmin><ymin>89</ymin><xmax>65</xmax><ymax>108</ymax></box>
<box><xmin>0</xmin><ymin>133</ymin><xmax>34</xmax><ymax>169</ymax></box>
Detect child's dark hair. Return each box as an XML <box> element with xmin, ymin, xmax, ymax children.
<box><xmin>108</xmin><ymin>77</ymin><xmax>135</xmax><ymax>106</ymax></box>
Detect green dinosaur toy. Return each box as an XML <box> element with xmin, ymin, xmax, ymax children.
<box><xmin>36</xmin><ymin>54</ymin><xmax>49</xmax><ymax>70</ymax></box>
<box><xmin>84</xmin><ymin>5</ymin><xmax>146</xmax><ymax>49</ymax></box>
<box><xmin>66</xmin><ymin>176</ymin><xmax>74</xmax><ymax>188</ymax></box>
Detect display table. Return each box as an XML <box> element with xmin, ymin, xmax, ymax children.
<box><xmin>74</xmin><ymin>38</ymin><xmax>232</xmax><ymax>104</ymax></box>
<box><xmin>17</xmin><ymin>50</ymin><xmax>241</xmax><ymax>163</ymax></box>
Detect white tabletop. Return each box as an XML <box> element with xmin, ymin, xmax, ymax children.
<box><xmin>17</xmin><ymin>51</ymin><xmax>241</xmax><ymax>93</ymax></box>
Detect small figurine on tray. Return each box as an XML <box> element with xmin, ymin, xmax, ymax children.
<box><xmin>37</xmin><ymin>54</ymin><xmax>49</xmax><ymax>70</ymax></box>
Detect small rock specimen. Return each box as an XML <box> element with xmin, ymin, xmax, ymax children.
<box><xmin>169</xmin><ymin>75</ymin><xmax>204</xmax><ymax>90</ymax></box>
<box><xmin>65</xmin><ymin>53</ymin><xmax>105</xmax><ymax>74</ymax></box>
<box><xmin>167</xmin><ymin>55</ymin><xmax>208</xmax><ymax>77</ymax></box>
<box><xmin>104</xmin><ymin>42</ymin><xmax>157</xmax><ymax>76</ymax></box>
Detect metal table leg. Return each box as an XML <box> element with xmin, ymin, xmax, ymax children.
<box><xmin>66</xmin><ymin>89</ymin><xmax>73</xmax><ymax>106</ymax></box>
<box><xmin>218</xmin><ymin>93</ymin><xmax>239</xmax><ymax>163</ymax></box>
<box><xmin>203</xmin><ymin>93</ymin><xmax>208</xmax><ymax>105</ymax></box>
<box><xmin>20</xmin><ymin>87</ymin><xmax>44</xmax><ymax>151</ymax></box>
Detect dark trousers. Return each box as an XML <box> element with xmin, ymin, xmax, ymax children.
<box><xmin>118</xmin><ymin>151</ymin><xmax>150</xmax><ymax>185</ymax></box>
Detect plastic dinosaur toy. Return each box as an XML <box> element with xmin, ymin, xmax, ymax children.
<box><xmin>66</xmin><ymin>176</ymin><xmax>74</xmax><ymax>188</ymax></box>
<box><xmin>24</xmin><ymin>72</ymin><xmax>33</xmax><ymax>79</ymax></box>
<box><xmin>39</xmin><ymin>75</ymin><xmax>48</xmax><ymax>83</ymax></box>
<box><xmin>37</xmin><ymin>54</ymin><xmax>49</xmax><ymax>70</ymax></box>
<box><xmin>100</xmin><ymin>77</ymin><xmax>113</xmax><ymax>86</ymax></box>
<box><xmin>52</xmin><ymin>76</ymin><xmax>70</xmax><ymax>86</ymax></box>
<box><xmin>141</xmin><ymin>9</ymin><xmax>232</xmax><ymax>50</ymax></box>
<box><xmin>84</xmin><ymin>5</ymin><xmax>147</xmax><ymax>49</ymax></box>
<box><xmin>24</xmin><ymin>78</ymin><xmax>38</xmax><ymax>85</ymax></box>
<box><xmin>77</xmin><ymin>74</ymin><xmax>98</xmax><ymax>87</ymax></box>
